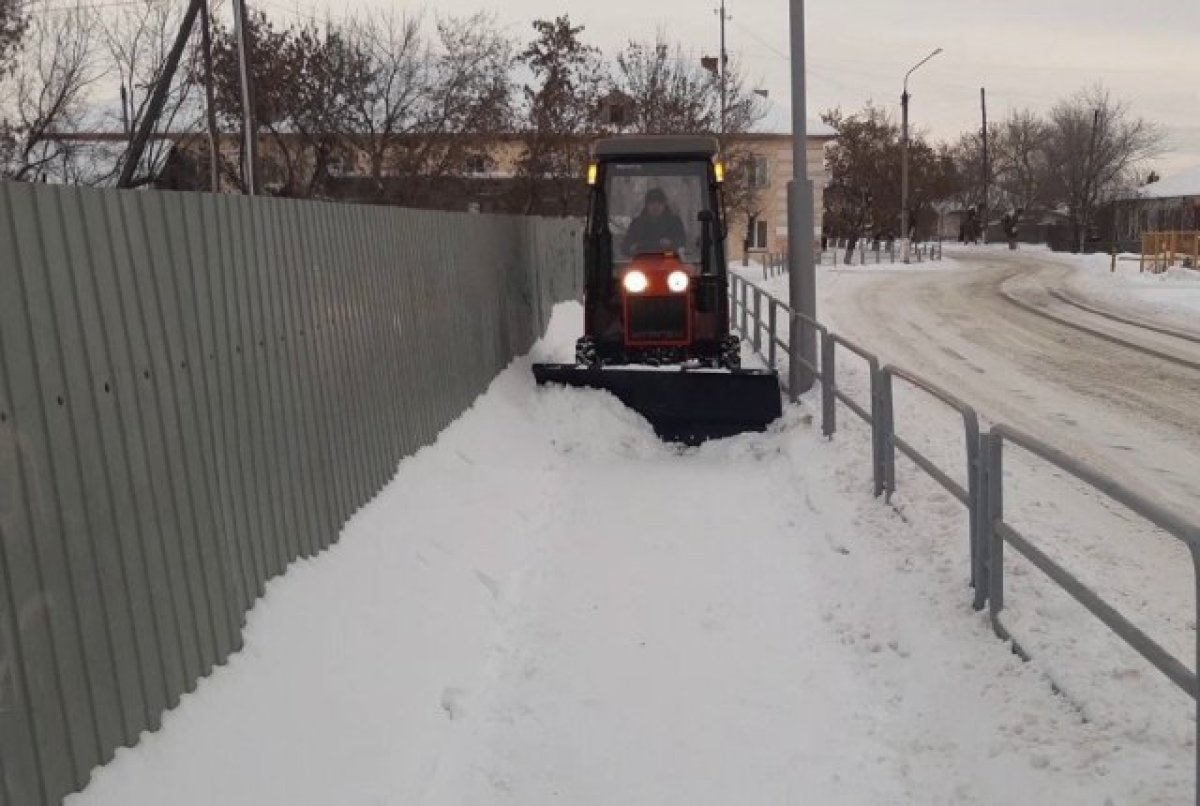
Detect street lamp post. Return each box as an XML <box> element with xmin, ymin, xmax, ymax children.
<box><xmin>787</xmin><ymin>0</ymin><xmax>816</xmax><ymax>399</ymax></box>
<box><xmin>901</xmin><ymin>47</ymin><xmax>942</xmax><ymax>263</ymax></box>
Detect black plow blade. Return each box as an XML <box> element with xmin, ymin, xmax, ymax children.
<box><xmin>532</xmin><ymin>363</ymin><xmax>783</xmax><ymax>445</ymax></box>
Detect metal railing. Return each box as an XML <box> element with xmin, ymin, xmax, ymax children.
<box><xmin>816</xmin><ymin>237</ymin><xmax>945</xmax><ymax>267</ymax></box>
<box><xmin>728</xmin><ymin>270</ymin><xmax>1200</xmax><ymax>802</ymax></box>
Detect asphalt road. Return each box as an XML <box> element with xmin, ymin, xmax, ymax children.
<box><xmin>818</xmin><ymin>246</ymin><xmax>1200</xmax><ymax>522</ymax></box>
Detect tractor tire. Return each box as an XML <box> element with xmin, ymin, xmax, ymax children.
<box><xmin>720</xmin><ymin>335</ymin><xmax>741</xmax><ymax>370</ymax></box>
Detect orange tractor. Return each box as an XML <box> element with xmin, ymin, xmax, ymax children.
<box><xmin>533</xmin><ymin>136</ymin><xmax>782</xmax><ymax>444</ymax></box>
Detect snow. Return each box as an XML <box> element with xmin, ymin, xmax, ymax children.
<box><xmin>64</xmin><ymin>301</ymin><xmax>1191</xmax><ymax>805</ymax></box>
<box><xmin>1027</xmin><ymin>246</ymin><xmax>1200</xmax><ymax>325</ymax></box>
<box><xmin>1125</xmin><ymin>165</ymin><xmax>1200</xmax><ymax>200</ymax></box>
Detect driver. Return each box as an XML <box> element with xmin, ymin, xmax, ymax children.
<box><xmin>622</xmin><ymin>188</ymin><xmax>687</xmax><ymax>256</ymax></box>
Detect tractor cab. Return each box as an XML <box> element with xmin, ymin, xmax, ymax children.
<box><xmin>580</xmin><ymin>136</ymin><xmax>738</xmax><ymax>369</ymax></box>
<box><xmin>533</xmin><ymin>135</ymin><xmax>782</xmax><ymax>445</ymax></box>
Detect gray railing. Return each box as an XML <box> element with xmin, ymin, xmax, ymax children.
<box><xmin>729</xmin><ymin>271</ymin><xmax>1200</xmax><ymax>802</ymax></box>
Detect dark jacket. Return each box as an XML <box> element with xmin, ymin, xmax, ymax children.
<box><xmin>622</xmin><ymin>210</ymin><xmax>687</xmax><ymax>255</ymax></box>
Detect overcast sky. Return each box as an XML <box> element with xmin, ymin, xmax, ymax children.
<box><xmin>272</xmin><ymin>0</ymin><xmax>1200</xmax><ymax>175</ymax></box>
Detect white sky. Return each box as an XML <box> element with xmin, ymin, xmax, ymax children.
<box><xmin>255</xmin><ymin>0</ymin><xmax>1200</xmax><ymax>176</ymax></box>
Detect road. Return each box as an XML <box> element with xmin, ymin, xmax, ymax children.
<box><xmin>819</xmin><ymin>246</ymin><xmax>1200</xmax><ymax>523</ymax></box>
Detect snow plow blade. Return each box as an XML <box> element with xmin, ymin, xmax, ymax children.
<box><xmin>533</xmin><ymin>364</ymin><xmax>783</xmax><ymax>445</ymax></box>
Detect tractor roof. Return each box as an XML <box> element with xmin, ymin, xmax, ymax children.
<box><xmin>592</xmin><ymin>135</ymin><xmax>720</xmax><ymax>160</ymax></box>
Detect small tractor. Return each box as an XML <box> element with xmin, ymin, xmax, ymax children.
<box><xmin>533</xmin><ymin>135</ymin><xmax>782</xmax><ymax>444</ymax></box>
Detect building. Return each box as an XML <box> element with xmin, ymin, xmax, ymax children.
<box><xmin>151</xmin><ymin>125</ymin><xmax>837</xmax><ymax>259</ymax></box>
<box><xmin>1110</xmin><ymin>167</ymin><xmax>1200</xmax><ymax>246</ymax></box>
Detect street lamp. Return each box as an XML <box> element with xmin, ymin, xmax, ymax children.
<box><xmin>901</xmin><ymin>47</ymin><xmax>942</xmax><ymax>263</ymax></box>
<box><xmin>787</xmin><ymin>0</ymin><xmax>816</xmax><ymax>399</ymax></box>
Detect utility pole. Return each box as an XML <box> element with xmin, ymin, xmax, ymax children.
<box><xmin>716</xmin><ymin>0</ymin><xmax>730</xmax><ymax>133</ymax></box>
<box><xmin>1081</xmin><ymin>107</ymin><xmax>1101</xmax><ymax>253</ymax></box>
<box><xmin>232</xmin><ymin>0</ymin><xmax>259</xmax><ymax>195</ymax></box>
<box><xmin>117</xmin><ymin>0</ymin><xmax>202</xmax><ymax>188</ymax></box>
<box><xmin>900</xmin><ymin>48</ymin><xmax>942</xmax><ymax>263</ymax></box>
<box><xmin>980</xmin><ymin>87</ymin><xmax>989</xmax><ymax>244</ymax></box>
<box><xmin>787</xmin><ymin>0</ymin><xmax>816</xmax><ymax>399</ymax></box>
<box><xmin>200</xmin><ymin>0</ymin><xmax>221</xmax><ymax>192</ymax></box>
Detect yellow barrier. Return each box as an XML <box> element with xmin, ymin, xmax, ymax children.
<box><xmin>1140</xmin><ymin>231</ymin><xmax>1200</xmax><ymax>273</ymax></box>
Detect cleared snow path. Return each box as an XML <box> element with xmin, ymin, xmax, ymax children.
<box><xmin>69</xmin><ymin>303</ymin><xmax>1188</xmax><ymax>805</ymax></box>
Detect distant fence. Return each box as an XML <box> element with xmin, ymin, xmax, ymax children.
<box><xmin>0</xmin><ymin>181</ymin><xmax>581</xmax><ymax>805</ymax></box>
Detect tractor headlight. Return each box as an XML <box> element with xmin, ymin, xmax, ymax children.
<box><xmin>667</xmin><ymin>270</ymin><xmax>690</xmax><ymax>293</ymax></box>
<box><xmin>623</xmin><ymin>270</ymin><xmax>649</xmax><ymax>294</ymax></box>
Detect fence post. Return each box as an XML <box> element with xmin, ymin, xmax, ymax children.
<box><xmin>879</xmin><ymin>370</ymin><xmax>896</xmax><ymax>500</ymax></box>
<box><xmin>869</xmin><ymin>361</ymin><xmax>885</xmax><ymax>498</ymax></box>
<box><xmin>734</xmin><ymin>275</ymin><xmax>744</xmax><ymax>335</ymax></box>
<box><xmin>968</xmin><ymin>420</ymin><xmax>986</xmax><ymax>611</ymax></box>
<box><xmin>821</xmin><ymin>332</ymin><xmax>835</xmax><ymax>438</ymax></box>
<box><xmin>768</xmin><ymin>301</ymin><xmax>777</xmax><ymax>370</ymax></box>
<box><xmin>984</xmin><ymin>432</ymin><xmax>1005</xmax><ymax>624</ymax></box>
<box><xmin>752</xmin><ymin>288</ymin><xmax>762</xmax><ymax>354</ymax></box>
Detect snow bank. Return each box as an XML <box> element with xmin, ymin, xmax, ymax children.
<box><xmin>68</xmin><ymin>303</ymin><xmax>1190</xmax><ymax>806</ymax></box>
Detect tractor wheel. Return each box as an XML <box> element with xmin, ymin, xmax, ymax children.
<box><xmin>575</xmin><ymin>337</ymin><xmax>598</xmax><ymax>367</ymax></box>
<box><xmin>720</xmin><ymin>336</ymin><xmax>741</xmax><ymax>370</ymax></box>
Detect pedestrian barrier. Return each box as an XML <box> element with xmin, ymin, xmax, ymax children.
<box><xmin>729</xmin><ymin>271</ymin><xmax>1200</xmax><ymax>803</ymax></box>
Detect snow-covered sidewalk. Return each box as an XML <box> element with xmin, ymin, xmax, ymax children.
<box><xmin>68</xmin><ymin>303</ymin><xmax>1188</xmax><ymax>805</ymax></box>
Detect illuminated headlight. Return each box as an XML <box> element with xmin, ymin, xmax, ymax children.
<box><xmin>623</xmin><ymin>270</ymin><xmax>649</xmax><ymax>294</ymax></box>
<box><xmin>667</xmin><ymin>270</ymin><xmax>690</xmax><ymax>293</ymax></box>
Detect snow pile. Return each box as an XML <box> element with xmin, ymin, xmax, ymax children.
<box><xmin>1006</xmin><ymin>245</ymin><xmax>1200</xmax><ymax>326</ymax></box>
<box><xmin>67</xmin><ymin>303</ymin><xmax>1190</xmax><ymax>805</ymax></box>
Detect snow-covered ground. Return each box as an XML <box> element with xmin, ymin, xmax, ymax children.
<box><xmin>66</xmin><ymin>302</ymin><xmax>1191</xmax><ymax>805</ymax></box>
<box><xmin>737</xmin><ymin>248</ymin><xmax>1198</xmax><ymax>802</ymax></box>
<box><xmin>1003</xmin><ymin>243</ymin><xmax>1200</xmax><ymax>326</ymax></box>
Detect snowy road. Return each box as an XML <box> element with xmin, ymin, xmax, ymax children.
<box><xmin>65</xmin><ymin>303</ymin><xmax>1189</xmax><ymax>805</ymax></box>
<box><xmin>819</xmin><ymin>246</ymin><xmax>1200</xmax><ymax>522</ymax></box>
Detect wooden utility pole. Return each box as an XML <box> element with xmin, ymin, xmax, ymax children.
<box><xmin>980</xmin><ymin>87</ymin><xmax>989</xmax><ymax>244</ymax></box>
<box><xmin>117</xmin><ymin>0</ymin><xmax>203</xmax><ymax>188</ymax></box>
<box><xmin>716</xmin><ymin>0</ymin><xmax>730</xmax><ymax>133</ymax></box>
<box><xmin>200</xmin><ymin>0</ymin><xmax>221</xmax><ymax>192</ymax></box>
<box><xmin>232</xmin><ymin>0</ymin><xmax>259</xmax><ymax>194</ymax></box>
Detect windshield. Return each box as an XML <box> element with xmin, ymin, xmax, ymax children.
<box><xmin>604</xmin><ymin>161</ymin><xmax>711</xmax><ymax>268</ymax></box>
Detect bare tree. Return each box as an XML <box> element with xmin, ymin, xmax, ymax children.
<box><xmin>2</xmin><ymin>5</ymin><xmax>105</xmax><ymax>181</ymax></box>
<box><xmin>0</xmin><ymin>0</ymin><xmax>28</xmax><ymax>167</ymax></box>
<box><xmin>612</xmin><ymin>33</ymin><xmax>766</xmax><ymax>228</ymax></box>
<box><xmin>99</xmin><ymin>0</ymin><xmax>204</xmax><ymax>186</ymax></box>
<box><xmin>515</xmin><ymin>14</ymin><xmax>608</xmax><ymax>215</ymax></box>
<box><xmin>343</xmin><ymin>10</ymin><xmax>426</xmax><ymax>192</ymax></box>
<box><xmin>1042</xmin><ymin>85</ymin><xmax>1163</xmax><ymax>250</ymax></box>
<box><xmin>991</xmin><ymin>109</ymin><xmax>1048</xmax><ymax>214</ymax></box>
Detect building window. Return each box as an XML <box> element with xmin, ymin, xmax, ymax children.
<box><xmin>465</xmin><ymin>154</ymin><xmax>488</xmax><ymax>175</ymax></box>
<box><xmin>751</xmin><ymin>219</ymin><xmax>769</xmax><ymax>249</ymax></box>
<box><xmin>747</xmin><ymin>155</ymin><xmax>769</xmax><ymax>189</ymax></box>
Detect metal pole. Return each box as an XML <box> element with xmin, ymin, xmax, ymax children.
<box><xmin>200</xmin><ymin>0</ymin><xmax>221</xmax><ymax>192</ymax></box>
<box><xmin>980</xmin><ymin>87</ymin><xmax>989</xmax><ymax>244</ymax></box>
<box><xmin>232</xmin><ymin>0</ymin><xmax>259</xmax><ymax>195</ymax></box>
<box><xmin>900</xmin><ymin>48</ymin><xmax>941</xmax><ymax>262</ymax></box>
<box><xmin>116</xmin><ymin>0</ymin><xmax>202</xmax><ymax>188</ymax></box>
<box><xmin>901</xmin><ymin>88</ymin><xmax>909</xmax><ymax>263</ymax></box>
<box><xmin>787</xmin><ymin>0</ymin><xmax>817</xmax><ymax>400</ymax></box>
<box><xmin>718</xmin><ymin>0</ymin><xmax>728</xmax><ymax>133</ymax></box>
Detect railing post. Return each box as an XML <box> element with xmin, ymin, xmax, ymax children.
<box><xmin>752</xmin><ymin>288</ymin><xmax>763</xmax><ymax>354</ymax></box>
<box><xmin>967</xmin><ymin>419</ymin><xmax>986</xmax><ymax>611</ymax></box>
<box><xmin>985</xmin><ymin>432</ymin><xmax>1005</xmax><ymax>627</ymax></box>
<box><xmin>879</xmin><ymin>369</ymin><xmax>896</xmax><ymax>500</ymax></box>
<box><xmin>734</xmin><ymin>275</ymin><xmax>744</xmax><ymax>335</ymax></box>
<box><xmin>768</xmin><ymin>301</ymin><xmax>778</xmax><ymax>370</ymax></box>
<box><xmin>821</xmin><ymin>331</ymin><xmax>835</xmax><ymax>437</ymax></box>
<box><xmin>869</xmin><ymin>360</ymin><xmax>885</xmax><ymax>498</ymax></box>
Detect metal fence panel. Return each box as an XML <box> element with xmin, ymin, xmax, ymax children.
<box><xmin>0</xmin><ymin>181</ymin><xmax>580</xmax><ymax>805</ymax></box>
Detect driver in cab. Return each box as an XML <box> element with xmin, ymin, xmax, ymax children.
<box><xmin>622</xmin><ymin>188</ymin><xmax>687</xmax><ymax>256</ymax></box>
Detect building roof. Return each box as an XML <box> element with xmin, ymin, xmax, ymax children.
<box><xmin>1128</xmin><ymin>165</ymin><xmax>1200</xmax><ymax>200</ymax></box>
<box><xmin>592</xmin><ymin>135</ymin><xmax>720</xmax><ymax>159</ymax></box>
